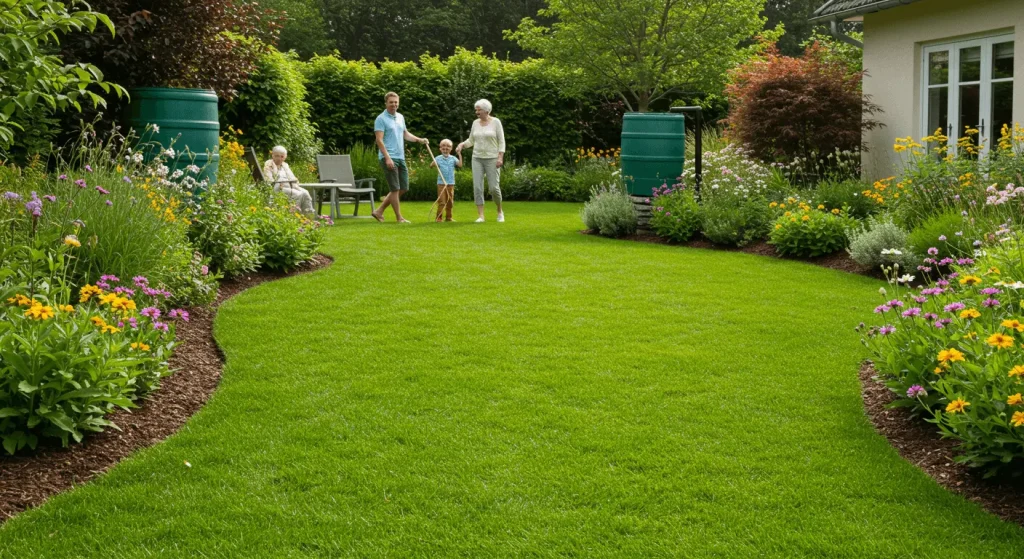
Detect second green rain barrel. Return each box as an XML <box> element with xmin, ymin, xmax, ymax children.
<box><xmin>619</xmin><ymin>113</ymin><xmax>685</xmax><ymax>196</ymax></box>
<box><xmin>128</xmin><ymin>87</ymin><xmax>220</xmax><ymax>187</ymax></box>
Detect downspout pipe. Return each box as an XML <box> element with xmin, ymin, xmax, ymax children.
<box><xmin>829</xmin><ymin>19</ymin><xmax>863</xmax><ymax>49</ymax></box>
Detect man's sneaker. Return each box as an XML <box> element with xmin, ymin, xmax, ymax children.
<box><xmin>497</xmin><ymin>213</ymin><xmax>505</xmax><ymax>223</ymax></box>
<box><xmin>475</xmin><ymin>217</ymin><xmax>485</xmax><ymax>223</ymax></box>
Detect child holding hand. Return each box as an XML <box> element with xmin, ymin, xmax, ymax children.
<box><xmin>430</xmin><ymin>139</ymin><xmax>462</xmax><ymax>222</ymax></box>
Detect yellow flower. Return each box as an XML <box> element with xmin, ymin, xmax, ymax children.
<box><xmin>1008</xmin><ymin>393</ymin><xmax>1023</xmax><ymax>406</ymax></box>
<box><xmin>779</xmin><ymin>204</ymin><xmax>786</xmax><ymax>209</ymax></box>
<box><xmin>801</xmin><ymin>215</ymin><xmax>810</xmax><ymax>222</ymax></box>
<box><xmin>63</xmin><ymin>235</ymin><xmax>81</xmax><ymax>247</ymax></box>
<box><xmin>8</xmin><ymin>294</ymin><xmax>35</xmax><ymax>307</ymax></box>
<box><xmin>130</xmin><ymin>342</ymin><xmax>151</xmax><ymax>351</ymax></box>
<box><xmin>111</xmin><ymin>297</ymin><xmax>136</xmax><ymax>312</ymax></box>
<box><xmin>937</xmin><ymin>348</ymin><xmax>965</xmax><ymax>363</ymax></box>
<box><xmin>769</xmin><ymin>202</ymin><xmax>778</xmax><ymax>208</ymax></box>
<box><xmin>80</xmin><ymin>284</ymin><xmax>102</xmax><ymax>302</ymax></box>
<box><xmin>816</xmin><ymin>204</ymin><xmax>825</xmax><ymax>210</ymax></box>
<box><xmin>960</xmin><ymin>308</ymin><xmax>981</xmax><ymax>319</ymax></box>
<box><xmin>24</xmin><ymin>304</ymin><xmax>54</xmax><ymax>320</ymax></box>
<box><xmin>775</xmin><ymin>224</ymin><xmax>782</xmax><ymax>230</ymax></box>
<box><xmin>90</xmin><ymin>316</ymin><xmax>107</xmax><ymax>328</ymax></box>
<box><xmin>964</xmin><ymin>332</ymin><xmax>978</xmax><ymax>340</ymax></box>
<box><xmin>99</xmin><ymin>292</ymin><xmax>119</xmax><ymax>306</ymax></box>
<box><xmin>987</xmin><ymin>333</ymin><xmax>1014</xmax><ymax>349</ymax></box>
<box><xmin>101</xmin><ymin>324</ymin><xmax>121</xmax><ymax>334</ymax></box>
<box><xmin>60</xmin><ymin>304</ymin><xmax>74</xmax><ymax>313</ymax></box>
<box><xmin>1001</xmin><ymin>319</ymin><xmax>1024</xmax><ymax>332</ymax></box>
<box><xmin>1014</xmin><ymin>411</ymin><xmax>1024</xmax><ymax>427</ymax></box>
<box><xmin>987</xmin><ymin>267</ymin><xmax>1001</xmax><ymax>275</ymax></box>
<box><xmin>959</xmin><ymin>275</ymin><xmax>982</xmax><ymax>286</ymax></box>
<box><xmin>784</xmin><ymin>211</ymin><xmax>791</xmax><ymax>217</ymax></box>
<box><xmin>1012</xmin><ymin>365</ymin><xmax>1024</xmax><ymax>378</ymax></box>
<box><xmin>946</xmin><ymin>398</ymin><xmax>970</xmax><ymax>414</ymax></box>
<box><xmin>933</xmin><ymin>366</ymin><xmax>946</xmax><ymax>374</ymax></box>
<box><xmin>831</xmin><ymin>209</ymin><xmax>840</xmax><ymax>215</ymax></box>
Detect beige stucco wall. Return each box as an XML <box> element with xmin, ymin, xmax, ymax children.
<box><xmin>862</xmin><ymin>0</ymin><xmax>1024</xmax><ymax>179</ymax></box>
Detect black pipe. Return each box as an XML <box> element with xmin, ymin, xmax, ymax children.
<box><xmin>669</xmin><ymin>106</ymin><xmax>702</xmax><ymax>197</ymax></box>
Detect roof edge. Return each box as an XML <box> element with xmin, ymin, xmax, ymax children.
<box><xmin>809</xmin><ymin>0</ymin><xmax>924</xmax><ymax>23</ymax></box>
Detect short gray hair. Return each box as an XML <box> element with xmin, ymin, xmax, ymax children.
<box><xmin>474</xmin><ymin>99</ymin><xmax>492</xmax><ymax>114</ymax></box>
<box><xmin>272</xmin><ymin>145</ymin><xmax>287</xmax><ymax>156</ymax></box>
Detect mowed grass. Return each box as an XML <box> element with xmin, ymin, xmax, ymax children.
<box><xmin>1</xmin><ymin>202</ymin><xmax>1023</xmax><ymax>557</ymax></box>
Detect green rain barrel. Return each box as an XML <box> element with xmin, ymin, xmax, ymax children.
<box><xmin>128</xmin><ymin>87</ymin><xmax>220</xmax><ymax>186</ymax></box>
<box><xmin>619</xmin><ymin>113</ymin><xmax>685</xmax><ymax>196</ymax></box>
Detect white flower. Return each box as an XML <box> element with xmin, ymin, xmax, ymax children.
<box><xmin>171</xmin><ymin>169</ymin><xmax>184</xmax><ymax>180</ymax></box>
<box><xmin>132</xmin><ymin>152</ymin><xmax>144</xmax><ymax>163</ymax></box>
<box><xmin>186</xmin><ymin>165</ymin><xmax>201</xmax><ymax>174</ymax></box>
<box><xmin>880</xmin><ymin>248</ymin><xmax>903</xmax><ymax>256</ymax></box>
<box><xmin>879</xmin><ymin>287</ymin><xmax>887</xmax><ymax>295</ymax></box>
<box><xmin>897</xmin><ymin>274</ymin><xmax>915</xmax><ymax>284</ymax></box>
<box><xmin>156</xmin><ymin>165</ymin><xmax>169</xmax><ymax>177</ymax></box>
<box><xmin>163</xmin><ymin>148</ymin><xmax>175</xmax><ymax>158</ymax></box>
<box><xmin>152</xmin><ymin>124</ymin><xmax>160</xmax><ymax>133</ymax></box>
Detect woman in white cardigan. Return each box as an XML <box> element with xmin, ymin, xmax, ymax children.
<box><xmin>456</xmin><ymin>99</ymin><xmax>506</xmax><ymax>223</ymax></box>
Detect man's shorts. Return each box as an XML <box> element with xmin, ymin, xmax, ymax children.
<box><xmin>380</xmin><ymin>158</ymin><xmax>409</xmax><ymax>192</ymax></box>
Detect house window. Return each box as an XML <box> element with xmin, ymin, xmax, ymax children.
<box><xmin>922</xmin><ymin>34</ymin><xmax>1014</xmax><ymax>155</ymax></box>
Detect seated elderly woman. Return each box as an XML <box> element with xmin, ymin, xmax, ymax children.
<box><xmin>263</xmin><ymin>145</ymin><xmax>314</xmax><ymax>214</ymax></box>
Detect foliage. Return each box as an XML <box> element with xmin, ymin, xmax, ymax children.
<box><xmin>761</xmin><ymin>0</ymin><xmax>820</xmax><ymax>57</ymax></box>
<box><xmin>509</xmin><ymin>0</ymin><xmax>766</xmax><ymax>112</ymax></box>
<box><xmin>700</xmin><ymin>195</ymin><xmax>774</xmax><ymax>247</ymax></box>
<box><xmin>649</xmin><ymin>182</ymin><xmax>701</xmax><ymax>242</ymax></box>
<box><xmin>187</xmin><ymin>192</ymin><xmax>262</xmax><ymax>278</ymax></box>
<box><xmin>158</xmin><ymin>246</ymin><xmax>220</xmax><ymax>309</ymax></box>
<box><xmin>251</xmin><ymin>192</ymin><xmax>328</xmax><ymax>271</ymax></box>
<box><xmin>0</xmin><ymin>0</ymin><xmax>125</xmax><ymax>151</ymax></box>
<box><xmin>580</xmin><ymin>182</ymin><xmax>637</xmax><ymax>237</ymax></box>
<box><xmin>503</xmin><ymin>166</ymin><xmax>574</xmax><ymax>201</ymax></box>
<box><xmin>847</xmin><ymin>216</ymin><xmax>919</xmax><ymax>272</ymax></box>
<box><xmin>682</xmin><ymin>144</ymin><xmax>780</xmax><ymax>201</ymax></box>
<box><xmin>813</xmin><ymin>178</ymin><xmax>878</xmax><ymax>219</ymax></box>
<box><xmin>862</xmin><ymin>241</ymin><xmax>1024</xmax><ymax>476</ymax></box>
<box><xmin>725</xmin><ymin>44</ymin><xmax>880</xmax><ymax>165</ymax></box>
<box><xmin>60</xmin><ymin>0</ymin><xmax>283</xmax><ymax>98</ymax></box>
<box><xmin>222</xmin><ymin>48</ymin><xmax>321</xmax><ymax>165</ymax></box>
<box><xmin>907</xmin><ymin>210</ymin><xmax>978</xmax><ymax>262</ymax></box>
<box><xmin>800</xmin><ymin>29</ymin><xmax>863</xmax><ymax>74</ymax></box>
<box><xmin>768</xmin><ymin>204</ymin><xmax>854</xmax><ymax>257</ymax></box>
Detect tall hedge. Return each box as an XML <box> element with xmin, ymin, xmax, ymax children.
<box><xmin>302</xmin><ymin>49</ymin><xmax>583</xmax><ymax>163</ymax></box>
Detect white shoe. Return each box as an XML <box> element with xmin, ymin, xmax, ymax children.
<box><xmin>475</xmin><ymin>217</ymin><xmax>485</xmax><ymax>223</ymax></box>
<box><xmin>497</xmin><ymin>213</ymin><xmax>505</xmax><ymax>223</ymax></box>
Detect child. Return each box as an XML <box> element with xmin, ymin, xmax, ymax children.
<box><xmin>430</xmin><ymin>139</ymin><xmax>462</xmax><ymax>222</ymax></box>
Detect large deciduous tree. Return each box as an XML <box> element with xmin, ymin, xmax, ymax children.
<box><xmin>508</xmin><ymin>0</ymin><xmax>767</xmax><ymax>113</ymax></box>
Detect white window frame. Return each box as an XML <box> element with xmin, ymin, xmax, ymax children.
<box><xmin>921</xmin><ymin>33</ymin><xmax>1014</xmax><ymax>157</ymax></box>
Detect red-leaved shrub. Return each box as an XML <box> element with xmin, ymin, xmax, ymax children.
<box><xmin>725</xmin><ymin>43</ymin><xmax>880</xmax><ymax>164</ymax></box>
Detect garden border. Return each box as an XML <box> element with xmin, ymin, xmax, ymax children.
<box><xmin>0</xmin><ymin>254</ymin><xmax>334</xmax><ymax>522</ymax></box>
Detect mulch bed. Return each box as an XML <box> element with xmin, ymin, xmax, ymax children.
<box><xmin>593</xmin><ymin>229</ymin><xmax>1024</xmax><ymax>525</ymax></box>
<box><xmin>0</xmin><ymin>254</ymin><xmax>333</xmax><ymax>522</ymax></box>
<box><xmin>860</xmin><ymin>363</ymin><xmax>1024</xmax><ymax>526</ymax></box>
<box><xmin>582</xmin><ymin>230</ymin><xmax>881</xmax><ymax>278</ymax></box>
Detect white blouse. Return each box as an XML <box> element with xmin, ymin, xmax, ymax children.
<box><xmin>462</xmin><ymin>118</ymin><xmax>506</xmax><ymax>159</ymax></box>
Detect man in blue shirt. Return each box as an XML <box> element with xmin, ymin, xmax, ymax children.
<box><xmin>371</xmin><ymin>91</ymin><xmax>429</xmax><ymax>223</ymax></box>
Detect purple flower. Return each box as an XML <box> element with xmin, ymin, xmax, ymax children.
<box><xmin>907</xmin><ymin>385</ymin><xmax>927</xmax><ymax>398</ymax></box>
<box><xmin>957</xmin><ymin>258</ymin><xmax>974</xmax><ymax>266</ymax></box>
<box><xmin>874</xmin><ymin>304</ymin><xmax>891</xmax><ymax>314</ymax></box>
<box><xmin>924</xmin><ymin>313</ymin><xmax>938</xmax><ymax>321</ymax></box>
<box><xmin>100</xmin><ymin>274</ymin><xmax>120</xmax><ymax>283</ymax></box>
<box><xmin>938</xmin><ymin>257</ymin><xmax>955</xmax><ymax>266</ymax></box>
<box><xmin>105</xmin><ymin>200</ymin><xmax>113</xmax><ymax>206</ymax></box>
<box><xmin>933</xmin><ymin>321</ymin><xmax>946</xmax><ymax>329</ymax></box>
<box><xmin>58</xmin><ymin>174</ymin><xmax>68</xmax><ymax>180</ymax></box>
<box><xmin>141</xmin><ymin>307</ymin><xmax>161</xmax><ymax>319</ymax></box>
<box><xmin>95</xmin><ymin>186</ymin><xmax>110</xmax><ymax>195</ymax></box>
<box><xmin>114</xmin><ymin>287</ymin><xmax>136</xmax><ymax>297</ymax></box>
<box><xmin>887</xmin><ymin>299</ymin><xmax>904</xmax><ymax>308</ymax></box>
<box><xmin>917</xmin><ymin>266</ymin><xmax>933</xmax><ymax>273</ymax></box>
<box><xmin>85</xmin><ymin>165</ymin><xmax>93</xmax><ymax>172</ymax></box>
<box><xmin>200</xmin><ymin>265</ymin><xmax>209</xmax><ymax>276</ymax></box>
<box><xmin>983</xmin><ymin>298</ymin><xmax>1000</xmax><ymax>308</ymax></box>
<box><xmin>936</xmin><ymin>280</ymin><xmax>950</xmax><ymax>287</ymax></box>
<box><xmin>880</xmin><ymin>325</ymin><xmax>896</xmax><ymax>335</ymax></box>
<box><xmin>153</xmin><ymin>321</ymin><xmax>169</xmax><ymax>332</ymax></box>
<box><xmin>3</xmin><ymin>191</ymin><xmax>20</xmax><ymax>201</ymax></box>
<box><xmin>43</xmin><ymin>195</ymin><xmax>56</xmax><ymax>203</ymax></box>
<box><xmin>921</xmin><ymin>287</ymin><xmax>944</xmax><ymax>296</ymax></box>
<box><xmin>75</xmin><ymin>179</ymin><xmax>87</xmax><ymax>189</ymax></box>
<box><xmin>938</xmin><ymin>318</ymin><xmax>953</xmax><ymax>326</ymax></box>
<box><xmin>117</xmin><ymin>321</ymin><xmax>124</xmax><ymax>328</ymax></box>
<box><xmin>948</xmin><ymin>272</ymin><xmax>960</xmax><ymax>279</ymax></box>
<box><xmin>901</xmin><ymin>307</ymin><xmax>922</xmax><ymax>318</ymax></box>
<box><xmin>95</xmin><ymin>280</ymin><xmax>110</xmax><ymax>290</ymax></box>
<box><xmin>923</xmin><ymin>258</ymin><xmax>936</xmax><ymax>265</ymax></box>
<box><xmin>973</xmin><ymin>240</ymin><xmax>983</xmax><ymax>247</ymax></box>
<box><xmin>133</xmin><ymin>276</ymin><xmax>149</xmax><ymax>287</ymax></box>
<box><xmin>980</xmin><ymin>288</ymin><xmax>1001</xmax><ymax>295</ymax></box>
<box><xmin>927</xmin><ymin>247</ymin><xmax>939</xmax><ymax>256</ymax></box>
<box><xmin>128</xmin><ymin>317</ymin><xmax>139</xmax><ymax>329</ymax></box>
<box><xmin>944</xmin><ymin>302</ymin><xmax>966</xmax><ymax>312</ymax></box>
<box><xmin>24</xmin><ymin>192</ymin><xmax>42</xmax><ymax>217</ymax></box>
<box><xmin>913</xmin><ymin>296</ymin><xmax>928</xmax><ymax>304</ymax></box>
<box><xmin>168</xmin><ymin>309</ymin><xmax>190</xmax><ymax>322</ymax></box>
<box><xmin>665</xmin><ymin>212</ymin><xmax>671</xmax><ymax>217</ymax></box>
<box><xmin>938</xmin><ymin>235</ymin><xmax>947</xmax><ymax>241</ymax></box>
<box><xmin>123</xmin><ymin>176</ymin><xmax>132</xmax><ymax>183</ymax></box>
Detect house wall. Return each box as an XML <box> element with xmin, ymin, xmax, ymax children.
<box><xmin>862</xmin><ymin>0</ymin><xmax>1024</xmax><ymax>179</ymax></box>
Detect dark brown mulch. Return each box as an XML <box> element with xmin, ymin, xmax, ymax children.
<box><xmin>0</xmin><ymin>254</ymin><xmax>333</xmax><ymax>522</ymax></box>
<box><xmin>582</xmin><ymin>229</ymin><xmax>881</xmax><ymax>278</ymax></box>
<box><xmin>859</xmin><ymin>362</ymin><xmax>1024</xmax><ymax>526</ymax></box>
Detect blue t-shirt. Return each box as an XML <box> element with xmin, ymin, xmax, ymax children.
<box><xmin>434</xmin><ymin>154</ymin><xmax>457</xmax><ymax>185</ymax></box>
<box><xmin>374</xmin><ymin>110</ymin><xmax>406</xmax><ymax>161</ymax></box>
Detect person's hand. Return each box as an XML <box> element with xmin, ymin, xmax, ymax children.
<box><xmin>385</xmin><ymin>157</ymin><xmax>396</xmax><ymax>171</ymax></box>
<box><xmin>455</xmin><ymin>143</ymin><xmax>463</xmax><ymax>154</ymax></box>
<box><xmin>497</xmin><ymin>155</ymin><xmax>504</xmax><ymax>169</ymax></box>
<box><xmin>421</xmin><ymin>138</ymin><xmax>429</xmax><ymax>145</ymax></box>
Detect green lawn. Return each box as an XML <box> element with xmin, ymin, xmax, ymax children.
<box><xmin>2</xmin><ymin>202</ymin><xmax>1022</xmax><ymax>557</ymax></box>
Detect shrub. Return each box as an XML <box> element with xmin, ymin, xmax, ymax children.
<box><xmin>862</xmin><ymin>239</ymin><xmax>1024</xmax><ymax>476</ymax></box>
<box><xmin>581</xmin><ymin>183</ymin><xmax>636</xmax><ymax>237</ymax></box>
<box><xmin>848</xmin><ymin>216</ymin><xmax>919</xmax><ymax>272</ymax></box>
<box><xmin>223</xmin><ymin>48</ymin><xmax>322</xmax><ymax>165</ymax></box>
<box><xmin>700</xmin><ymin>195</ymin><xmax>774</xmax><ymax>247</ymax></box>
<box><xmin>252</xmin><ymin>193</ymin><xmax>328</xmax><ymax>271</ymax></box>
<box><xmin>187</xmin><ymin>192</ymin><xmax>262</xmax><ymax>278</ymax></box>
<box><xmin>813</xmin><ymin>178</ymin><xmax>878</xmax><ymax>219</ymax></box>
<box><xmin>682</xmin><ymin>144</ymin><xmax>780</xmax><ymax>200</ymax></box>
<box><xmin>725</xmin><ymin>44</ymin><xmax>880</xmax><ymax>165</ymax></box>
<box><xmin>907</xmin><ymin>210</ymin><xmax>978</xmax><ymax>260</ymax></box>
<box><xmin>768</xmin><ymin>206</ymin><xmax>854</xmax><ymax>257</ymax></box>
<box><xmin>649</xmin><ymin>183</ymin><xmax>701</xmax><ymax>242</ymax></box>
<box><xmin>569</xmin><ymin>151</ymin><xmax>620</xmax><ymax>203</ymax></box>
<box><xmin>158</xmin><ymin>246</ymin><xmax>221</xmax><ymax>309</ymax></box>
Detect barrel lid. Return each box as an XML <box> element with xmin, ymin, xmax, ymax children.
<box><xmin>622</xmin><ymin>112</ymin><xmax>684</xmax><ymax>120</ymax></box>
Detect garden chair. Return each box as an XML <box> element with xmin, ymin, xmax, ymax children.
<box><xmin>315</xmin><ymin>154</ymin><xmax>376</xmax><ymax>218</ymax></box>
<box><xmin>244</xmin><ymin>147</ymin><xmax>269</xmax><ymax>184</ymax></box>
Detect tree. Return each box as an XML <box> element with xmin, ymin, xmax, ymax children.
<box><xmin>0</xmin><ymin>0</ymin><xmax>125</xmax><ymax>150</ymax></box>
<box><xmin>509</xmin><ymin>0</ymin><xmax>767</xmax><ymax>113</ymax></box>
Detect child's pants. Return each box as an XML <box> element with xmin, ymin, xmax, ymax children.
<box><xmin>472</xmin><ymin>157</ymin><xmax>501</xmax><ymax>205</ymax></box>
<box><xmin>436</xmin><ymin>185</ymin><xmax>454</xmax><ymax>220</ymax></box>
